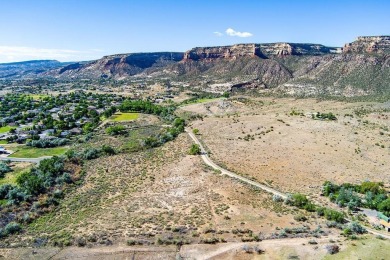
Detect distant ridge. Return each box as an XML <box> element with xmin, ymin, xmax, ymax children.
<box><xmin>1</xmin><ymin>36</ymin><xmax>390</xmax><ymax>97</ymax></box>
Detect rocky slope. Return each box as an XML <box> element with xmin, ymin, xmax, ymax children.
<box><xmin>0</xmin><ymin>60</ymin><xmax>68</xmax><ymax>79</ymax></box>
<box><xmin>343</xmin><ymin>36</ymin><xmax>390</xmax><ymax>54</ymax></box>
<box><xmin>182</xmin><ymin>43</ymin><xmax>339</xmax><ymax>61</ymax></box>
<box><xmin>45</xmin><ymin>52</ymin><xmax>184</xmax><ymax>79</ymax></box>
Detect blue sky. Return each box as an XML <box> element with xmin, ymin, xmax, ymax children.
<box><xmin>0</xmin><ymin>0</ymin><xmax>389</xmax><ymax>63</ymax></box>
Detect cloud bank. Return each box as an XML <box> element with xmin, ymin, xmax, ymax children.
<box><xmin>225</xmin><ymin>28</ymin><xmax>253</xmax><ymax>38</ymax></box>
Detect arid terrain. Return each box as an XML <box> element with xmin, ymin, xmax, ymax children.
<box><xmin>183</xmin><ymin>98</ymin><xmax>390</xmax><ymax>200</ymax></box>
<box><xmin>0</xmin><ymin>23</ymin><xmax>390</xmax><ymax>258</ymax></box>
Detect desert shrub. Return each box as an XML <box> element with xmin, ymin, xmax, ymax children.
<box><xmin>101</xmin><ymin>145</ymin><xmax>116</xmax><ymax>155</ymax></box>
<box><xmin>106</xmin><ymin>125</ymin><xmax>126</xmax><ymax>135</ymax></box>
<box><xmin>74</xmin><ymin>236</ymin><xmax>86</xmax><ymax>247</ymax></box>
<box><xmin>27</xmin><ymin>138</ymin><xmax>69</xmax><ymax>148</ymax></box>
<box><xmin>322</xmin><ymin>181</ymin><xmax>340</xmax><ymax>196</ymax></box>
<box><xmin>335</xmin><ymin>187</ymin><xmax>362</xmax><ymax>210</ymax></box>
<box><xmin>323</xmin><ymin>208</ymin><xmax>345</xmax><ymax>223</ymax></box>
<box><xmin>82</xmin><ymin>148</ymin><xmax>100</xmax><ymax>160</ymax></box>
<box><xmin>0</xmin><ymin>162</ymin><xmax>12</xmax><ymax>177</ymax></box>
<box><xmin>359</xmin><ymin>181</ymin><xmax>384</xmax><ymax>194</ymax></box>
<box><xmin>378</xmin><ymin>198</ymin><xmax>390</xmax><ymax>216</ymax></box>
<box><xmin>16</xmin><ymin>172</ymin><xmax>45</xmax><ymax>195</ymax></box>
<box><xmin>0</xmin><ymin>184</ymin><xmax>13</xmax><ymax>199</ymax></box>
<box><xmin>294</xmin><ymin>213</ymin><xmax>307</xmax><ymax>222</ymax></box>
<box><xmin>253</xmin><ymin>245</ymin><xmax>265</xmax><ymax>254</ymax></box>
<box><xmin>326</xmin><ymin>244</ymin><xmax>340</xmax><ymax>254</ymax></box>
<box><xmin>6</xmin><ymin>186</ymin><xmax>29</xmax><ymax>205</ymax></box>
<box><xmin>5</xmin><ymin>222</ymin><xmax>21</xmax><ymax>234</ymax></box>
<box><xmin>192</xmin><ymin>128</ymin><xmax>199</xmax><ymax>134</ymax></box>
<box><xmin>287</xmin><ymin>193</ymin><xmax>316</xmax><ymax>211</ymax></box>
<box><xmin>314</xmin><ymin>112</ymin><xmax>337</xmax><ymax>120</ymax></box>
<box><xmin>188</xmin><ymin>144</ymin><xmax>201</xmax><ymax>155</ymax></box>
<box><xmin>16</xmin><ymin>156</ymin><xmax>68</xmax><ymax>197</ymax></box>
<box><xmin>242</xmin><ymin>244</ymin><xmax>253</xmax><ymax>253</ymax></box>
<box><xmin>272</xmin><ymin>194</ymin><xmax>284</xmax><ymax>202</ymax></box>
<box><xmin>364</xmin><ymin>192</ymin><xmax>387</xmax><ymax>209</ymax></box>
<box><xmin>201</xmin><ymin>237</ymin><xmax>219</xmax><ymax>244</ymax></box>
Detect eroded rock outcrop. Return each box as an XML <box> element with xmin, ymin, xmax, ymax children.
<box><xmin>183</xmin><ymin>44</ymin><xmax>265</xmax><ymax>61</ymax></box>
<box><xmin>183</xmin><ymin>43</ymin><xmax>339</xmax><ymax>61</ymax></box>
<box><xmin>343</xmin><ymin>36</ymin><xmax>390</xmax><ymax>54</ymax></box>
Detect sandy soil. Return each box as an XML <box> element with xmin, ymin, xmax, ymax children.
<box><xmin>183</xmin><ymin>97</ymin><xmax>390</xmax><ymax>199</ymax></box>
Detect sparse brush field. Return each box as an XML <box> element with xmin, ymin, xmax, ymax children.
<box><xmin>183</xmin><ymin>97</ymin><xmax>390</xmax><ymax>200</ymax></box>
<box><xmin>4</xmin><ymin>132</ymin><xmax>337</xmax><ymax>248</ymax></box>
<box><xmin>1</xmin><ymin>95</ymin><xmax>389</xmax><ymax>258</ymax></box>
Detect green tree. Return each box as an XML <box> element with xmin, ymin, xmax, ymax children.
<box><xmin>378</xmin><ymin>198</ymin><xmax>390</xmax><ymax>216</ymax></box>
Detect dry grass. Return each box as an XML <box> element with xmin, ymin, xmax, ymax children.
<box><xmin>183</xmin><ymin>97</ymin><xmax>390</xmax><ymax>200</ymax></box>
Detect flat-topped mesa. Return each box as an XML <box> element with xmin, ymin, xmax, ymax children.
<box><xmin>343</xmin><ymin>36</ymin><xmax>390</xmax><ymax>54</ymax></box>
<box><xmin>183</xmin><ymin>44</ymin><xmax>265</xmax><ymax>61</ymax></box>
<box><xmin>260</xmin><ymin>43</ymin><xmax>340</xmax><ymax>56</ymax></box>
<box><xmin>183</xmin><ymin>43</ymin><xmax>339</xmax><ymax>61</ymax></box>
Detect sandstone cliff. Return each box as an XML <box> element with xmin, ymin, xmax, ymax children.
<box><xmin>46</xmin><ymin>52</ymin><xmax>184</xmax><ymax>79</ymax></box>
<box><xmin>183</xmin><ymin>44</ymin><xmax>265</xmax><ymax>61</ymax></box>
<box><xmin>182</xmin><ymin>43</ymin><xmax>339</xmax><ymax>61</ymax></box>
<box><xmin>343</xmin><ymin>36</ymin><xmax>390</xmax><ymax>54</ymax></box>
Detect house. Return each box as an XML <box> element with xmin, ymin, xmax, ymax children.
<box><xmin>378</xmin><ymin>212</ymin><xmax>390</xmax><ymax>232</ymax></box>
<box><xmin>378</xmin><ymin>212</ymin><xmax>390</xmax><ymax>223</ymax></box>
<box><xmin>60</xmin><ymin>131</ymin><xmax>70</xmax><ymax>137</ymax></box>
<box><xmin>69</xmin><ymin>128</ymin><xmax>82</xmax><ymax>135</ymax></box>
<box><xmin>0</xmin><ymin>146</ymin><xmax>8</xmax><ymax>154</ymax></box>
<box><xmin>380</xmin><ymin>220</ymin><xmax>390</xmax><ymax>232</ymax></box>
<box><xmin>48</xmin><ymin>108</ymin><xmax>61</xmax><ymax>113</ymax></box>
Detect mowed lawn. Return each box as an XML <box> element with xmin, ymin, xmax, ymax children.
<box><xmin>28</xmin><ymin>94</ymin><xmax>49</xmax><ymax>100</ymax></box>
<box><xmin>9</xmin><ymin>146</ymin><xmax>68</xmax><ymax>158</ymax></box>
<box><xmin>0</xmin><ymin>125</ymin><xmax>13</xmax><ymax>133</ymax></box>
<box><xmin>110</xmin><ymin>112</ymin><xmax>139</xmax><ymax>122</ymax></box>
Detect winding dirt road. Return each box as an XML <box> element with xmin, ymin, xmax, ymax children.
<box><xmin>186</xmin><ymin>128</ymin><xmax>390</xmax><ymax>239</ymax></box>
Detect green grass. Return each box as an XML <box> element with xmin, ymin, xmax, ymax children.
<box><xmin>180</xmin><ymin>97</ymin><xmax>225</xmax><ymax>106</ymax></box>
<box><xmin>324</xmin><ymin>236</ymin><xmax>390</xmax><ymax>260</ymax></box>
<box><xmin>0</xmin><ymin>166</ymin><xmax>31</xmax><ymax>185</ymax></box>
<box><xmin>0</xmin><ymin>140</ymin><xmax>8</xmax><ymax>144</ymax></box>
<box><xmin>110</xmin><ymin>112</ymin><xmax>139</xmax><ymax>122</ymax></box>
<box><xmin>196</xmin><ymin>97</ymin><xmax>224</xmax><ymax>103</ymax></box>
<box><xmin>0</xmin><ymin>125</ymin><xmax>13</xmax><ymax>133</ymax></box>
<box><xmin>9</xmin><ymin>146</ymin><xmax>68</xmax><ymax>158</ymax></box>
<box><xmin>28</xmin><ymin>94</ymin><xmax>49</xmax><ymax>100</ymax></box>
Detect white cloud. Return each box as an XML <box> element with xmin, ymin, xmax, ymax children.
<box><xmin>0</xmin><ymin>46</ymin><xmax>102</xmax><ymax>63</ymax></box>
<box><xmin>225</xmin><ymin>28</ymin><xmax>253</xmax><ymax>38</ymax></box>
<box><xmin>213</xmin><ymin>31</ymin><xmax>223</xmax><ymax>37</ymax></box>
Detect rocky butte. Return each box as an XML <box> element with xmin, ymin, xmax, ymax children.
<box><xmin>343</xmin><ymin>36</ymin><xmax>390</xmax><ymax>54</ymax></box>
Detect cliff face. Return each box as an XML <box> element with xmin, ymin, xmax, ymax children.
<box><xmin>49</xmin><ymin>52</ymin><xmax>184</xmax><ymax>79</ymax></box>
<box><xmin>343</xmin><ymin>36</ymin><xmax>390</xmax><ymax>54</ymax></box>
<box><xmin>183</xmin><ymin>44</ymin><xmax>265</xmax><ymax>60</ymax></box>
<box><xmin>183</xmin><ymin>43</ymin><xmax>339</xmax><ymax>61</ymax></box>
<box><xmin>260</xmin><ymin>43</ymin><xmax>340</xmax><ymax>56</ymax></box>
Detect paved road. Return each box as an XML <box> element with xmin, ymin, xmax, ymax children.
<box><xmin>0</xmin><ymin>156</ymin><xmax>51</xmax><ymax>163</ymax></box>
<box><xmin>186</xmin><ymin>129</ymin><xmax>287</xmax><ymax>199</ymax></box>
<box><xmin>186</xmin><ymin>128</ymin><xmax>390</xmax><ymax>239</ymax></box>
